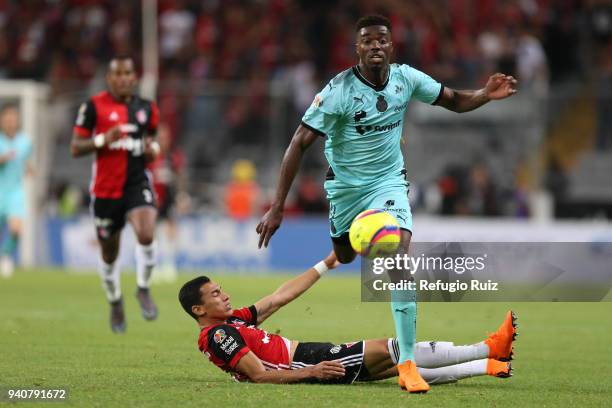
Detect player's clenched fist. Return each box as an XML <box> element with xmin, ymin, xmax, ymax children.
<box><xmin>309</xmin><ymin>360</ymin><xmax>345</xmax><ymax>380</ymax></box>
<box><xmin>256</xmin><ymin>206</ymin><xmax>283</xmax><ymax>248</ymax></box>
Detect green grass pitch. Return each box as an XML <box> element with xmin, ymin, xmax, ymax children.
<box><xmin>1</xmin><ymin>270</ymin><xmax>611</xmax><ymax>407</ymax></box>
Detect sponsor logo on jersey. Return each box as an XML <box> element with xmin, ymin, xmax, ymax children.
<box><xmin>213</xmin><ymin>329</ymin><xmax>226</xmax><ymax>344</ymax></box>
<box><xmin>394</xmin><ymin>102</ymin><xmax>408</xmax><ymax>113</ymax></box>
<box><xmin>354</xmin><ymin>110</ymin><xmax>367</xmax><ymax>122</ymax></box>
<box><xmin>429</xmin><ymin>341</ymin><xmax>437</xmax><ymax>353</ymax></box>
<box><xmin>374</xmin><ymin>120</ymin><xmax>401</xmax><ymax>132</ymax></box>
<box><xmin>395</xmin><ymin>85</ymin><xmax>403</xmax><ymax>94</ymax></box>
<box><xmin>109</xmin><ymin>111</ymin><xmax>119</xmax><ymax>121</ymax></box>
<box><xmin>108</xmin><ymin>137</ymin><xmax>144</xmax><ymax>156</ymax></box>
<box><xmin>220</xmin><ymin>336</ymin><xmax>239</xmax><ymax>354</ymax></box>
<box><xmin>136</xmin><ymin>109</ymin><xmax>148</xmax><ymax>125</ymax></box>
<box><xmin>330</xmin><ymin>345</ymin><xmax>342</xmax><ymax>354</ymax></box>
<box><xmin>384</xmin><ymin>200</ymin><xmax>395</xmax><ymax>207</ymax></box>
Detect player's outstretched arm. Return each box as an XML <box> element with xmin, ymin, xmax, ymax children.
<box><xmin>235</xmin><ymin>350</ymin><xmax>345</xmax><ymax>384</ymax></box>
<box><xmin>436</xmin><ymin>73</ymin><xmax>517</xmax><ymax>113</ymax></box>
<box><xmin>253</xmin><ymin>251</ymin><xmax>339</xmax><ymax>325</ymax></box>
<box><xmin>256</xmin><ymin>124</ymin><xmax>320</xmax><ymax>248</ymax></box>
<box><xmin>70</xmin><ymin>125</ymin><xmax>122</xmax><ymax>157</ymax></box>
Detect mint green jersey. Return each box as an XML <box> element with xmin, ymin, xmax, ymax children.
<box><xmin>302</xmin><ymin>64</ymin><xmax>442</xmax><ymax>189</ymax></box>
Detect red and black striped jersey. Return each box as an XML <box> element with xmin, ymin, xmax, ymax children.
<box><xmin>73</xmin><ymin>91</ymin><xmax>159</xmax><ymax>199</ymax></box>
<box><xmin>198</xmin><ymin>306</ymin><xmax>292</xmax><ymax>377</ymax></box>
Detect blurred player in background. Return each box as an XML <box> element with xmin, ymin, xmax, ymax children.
<box><xmin>148</xmin><ymin>122</ymin><xmax>187</xmax><ymax>283</ymax></box>
<box><xmin>0</xmin><ymin>105</ymin><xmax>32</xmax><ymax>278</ymax></box>
<box><xmin>257</xmin><ymin>15</ymin><xmax>517</xmax><ymax>392</ymax></box>
<box><xmin>70</xmin><ymin>56</ymin><xmax>161</xmax><ymax>333</ymax></box>
<box><xmin>178</xmin><ymin>252</ymin><xmax>516</xmax><ymax>385</ymax></box>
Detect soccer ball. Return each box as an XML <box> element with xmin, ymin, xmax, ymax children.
<box><xmin>349</xmin><ymin>209</ymin><xmax>401</xmax><ymax>258</ymax></box>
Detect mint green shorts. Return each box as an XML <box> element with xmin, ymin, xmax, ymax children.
<box><xmin>325</xmin><ymin>174</ymin><xmax>412</xmax><ymax>242</ymax></box>
<box><xmin>0</xmin><ymin>188</ymin><xmax>25</xmax><ymax>219</ymax></box>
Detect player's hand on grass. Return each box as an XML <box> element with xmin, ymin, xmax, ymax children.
<box><xmin>324</xmin><ymin>251</ymin><xmax>340</xmax><ymax>270</ymax></box>
<box><xmin>256</xmin><ymin>206</ymin><xmax>283</xmax><ymax>248</ymax></box>
<box><xmin>485</xmin><ymin>73</ymin><xmax>517</xmax><ymax>100</ymax></box>
<box><xmin>309</xmin><ymin>360</ymin><xmax>345</xmax><ymax>380</ymax></box>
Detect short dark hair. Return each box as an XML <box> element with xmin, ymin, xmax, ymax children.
<box><xmin>108</xmin><ymin>55</ymin><xmax>134</xmax><ymax>70</ymax></box>
<box><xmin>178</xmin><ymin>276</ymin><xmax>210</xmax><ymax>321</ymax></box>
<box><xmin>356</xmin><ymin>15</ymin><xmax>392</xmax><ymax>32</ymax></box>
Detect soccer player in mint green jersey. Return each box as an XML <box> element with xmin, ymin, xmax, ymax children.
<box><xmin>0</xmin><ymin>105</ymin><xmax>32</xmax><ymax>278</ymax></box>
<box><xmin>256</xmin><ymin>15</ymin><xmax>517</xmax><ymax>393</ymax></box>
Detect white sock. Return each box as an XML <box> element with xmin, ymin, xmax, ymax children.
<box><xmin>98</xmin><ymin>256</ymin><xmax>121</xmax><ymax>302</ymax></box>
<box><xmin>136</xmin><ymin>241</ymin><xmax>157</xmax><ymax>288</ymax></box>
<box><xmin>388</xmin><ymin>339</ymin><xmax>489</xmax><ymax>368</ymax></box>
<box><xmin>418</xmin><ymin>359</ymin><xmax>488</xmax><ymax>385</ymax></box>
<box><xmin>415</xmin><ymin>341</ymin><xmax>489</xmax><ymax>368</ymax></box>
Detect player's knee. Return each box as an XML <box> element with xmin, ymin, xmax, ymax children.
<box><xmin>8</xmin><ymin>219</ymin><xmax>22</xmax><ymax>235</ymax></box>
<box><xmin>336</xmin><ymin>250</ymin><xmax>357</xmax><ymax>264</ymax></box>
<box><xmin>101</xmin><ymin>250</ymin><xmax>118</xmax><ymax>264</ymax></box>
<box><xmin>137</xmin><ymin>233</ymin><xmax>154</xmax><ymax>246</ymax></box>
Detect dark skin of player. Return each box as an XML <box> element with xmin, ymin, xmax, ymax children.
<box><xmin>70</xmin><ymin>58</ymin><xmax>159</xmax><ymax>264</ymax></box>
<box><xmin>257</xmin><ymin>24</ymin><xmax>518</xmax><ymax>262</ymax></box>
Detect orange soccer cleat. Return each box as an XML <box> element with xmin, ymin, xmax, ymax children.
<box><xmin>397</xmin><ymin>360</ymin><xmax>430</xmax><ymax>393</ymax></box>
<box><xmin>484</xmin><ymin>310</ymin><xmax>517</xmax><ymax>361</ymax></box>
<box><xmin>487</xmin><ymin>359</ymin><xmax>512</xmax><ymax>378</ymax></box>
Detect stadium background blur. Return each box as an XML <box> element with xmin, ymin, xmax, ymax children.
<box><xmin>1</xmin><ymin>0</ymin><xmax>612</xmax><ymax>271</ymax></box>
<box><xmin>2</xmin><ymin>4</ymin><xmax>611</xmax><ymax>406</ymax></box>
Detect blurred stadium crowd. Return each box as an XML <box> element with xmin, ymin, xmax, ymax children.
<box><xmin>1</xmin><ymin>0</ymin><xmax>611</xmax><ymax>219</ymax></box>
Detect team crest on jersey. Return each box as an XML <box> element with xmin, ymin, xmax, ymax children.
<box><xmin>136</xmin><ymin>109</ymin><xmax>148</xmax><ymax>124</ymax></box>
<box><xmin>213</xmin><ymin>329</ymin><xmax>226</xmax><ymax>344</ymax></box>
<box><xmin>376</xmin><ymin>95</ymin><xmax>388</xmax><ymax>112</ymax></box>
<box><xmin>312</xmin><ymin>94</ymin><xmax>322</xmax><ymax>108</ymax></box>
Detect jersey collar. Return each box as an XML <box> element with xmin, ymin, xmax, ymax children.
<box><xmin>352</xmin><ymin>65</ymin><xmax>390</xmax><ymax>92</ymax></box>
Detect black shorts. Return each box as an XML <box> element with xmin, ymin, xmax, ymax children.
<box><xmin>291</xmin><ymin>341</ymin><xmax>367</xmax><ymax>384</ymax></box>
<box><xmin>91</xmin><ymin>180</ymin><xmax>157</xmax><ymax>240</ymax></box>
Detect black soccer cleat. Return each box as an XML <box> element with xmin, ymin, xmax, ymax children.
<box><xmin>110</xmin><ymin>297</ymin><xmax>126</xmax><ymax>334</ymax></box>
<box><xmin>136</xmin><ymin>287</ymin><xmax>158</xmax><ymax>321</ymax></box>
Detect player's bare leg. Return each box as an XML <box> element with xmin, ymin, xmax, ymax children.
<box><xmin>128</xmin><ymin>206</ymin><xmax>158</xmax><ymax>320</ymax></box>
<box><xmin>0</xmin><ymin>216</ymin><xmax>22</xmax><ymax>278</ymax></box>
<box><xmin>391</xmin><ymin>230</ymin><xmax>429</xmax><ymax>393</ymax></box>
<box><xmin>98</xmin><ymin>231</ymin><xmax>125</xmax><ymax>333</ymax></box>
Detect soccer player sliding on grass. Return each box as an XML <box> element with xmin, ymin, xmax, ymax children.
<box><xmin>179</xmin><ymin>252</ymin><xmax>517</xmax><ymax>385</ymax></box>
<box><xmin>256</xmin><ymin>14</ymin><xmax>517</xmax><ymax>392</ymax></box>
